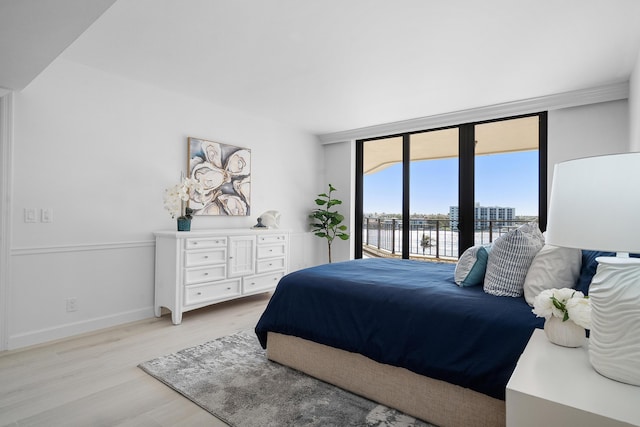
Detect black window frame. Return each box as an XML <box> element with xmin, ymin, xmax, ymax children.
<box><xmin>355</xmin><ymin>111</ymin><xmax>548</xmax><ymax>259</ymax></box>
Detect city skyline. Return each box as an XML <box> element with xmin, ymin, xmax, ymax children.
<box><xmin>363</xmin><ymin>150</ymin><xmax>539</xmax><ymax>216</ymax></box>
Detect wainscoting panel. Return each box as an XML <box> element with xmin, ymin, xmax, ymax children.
<box><xmin>8</xmin><ymin>241</ymin><xmax>155</xmax><ymax>349</ymax></box>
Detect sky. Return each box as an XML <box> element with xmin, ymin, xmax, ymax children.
<box><xmin>363</xmin><ymin>150</ymin><xmax>539</xmax><ymax>216</ymax></box>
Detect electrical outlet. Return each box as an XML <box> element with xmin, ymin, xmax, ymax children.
<box><xmin>66</xmin><ymin>297</ymin><xmax>78</xmax><ymax>312</ymax></box>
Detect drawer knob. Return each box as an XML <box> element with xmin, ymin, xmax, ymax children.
<box><xmin>204</xmin><ymin>255</ymin><xmax>209</xmax><ymax>259</ymax></box>
<box><xmin>197</xmin><ymin>292</ymin><xmax>202</xmax><ymax>295</ymax></box>
<box><xmin>193</xmin><ymin>242</ymin><xmax>198</xmax><ymax>245</ymax></box>
<box><xmin>204</xmin><ymin>272</ymin><xmax>209</xmax><ymax>276</ymax></box>
<box><xmin>269</xmin><ymin>249</ymin><xmax>273</xmax><ymax>252</ymax></box>
<box><xmin>226</xmin><ymin>287</ymin><xmax>231</xmax><ymax>290</ymax></box>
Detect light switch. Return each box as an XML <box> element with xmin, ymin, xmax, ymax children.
<box><xmin>24</xmin><ymin>208</ymin><xmax>37</xmax><ymax>223</ymax></box>
<box><xmin>42</xmin><ymin>208</ymin><xmax>53</xmax><ymax>223</ymax></box>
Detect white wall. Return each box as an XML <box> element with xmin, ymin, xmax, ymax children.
<box><xmin>630</xmin><ymin>50</ymin><xmax>640</xmax><ymax>151</ymax></box>
<box><xmin>7</xmin><ymin>58</ymin><xmax>323</xmax><ymax>349</ymax></box>
<box><xmin>316</xmin><ymin>140</ymin><xmax>354</xmax><ymax>263</ymax></box>
<box><xmin>547</xmin><ymin>99</ymin><xmax>629</xmax><ymax>193</ymax></box>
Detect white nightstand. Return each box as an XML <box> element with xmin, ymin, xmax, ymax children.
<box><xmin>506</xmin><ymin>329</ymin><xmax>640</xmax><ymax>427</ymax></box>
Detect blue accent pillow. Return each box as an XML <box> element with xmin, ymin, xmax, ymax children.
<box><xmin>576</xmin><ymin>250</ymin><xmax>640</xmax><ymax>294</ymax></box>
<box><xmin>454</xmin><ymin>245</ymin><xmax>491</xmax><ymax>287</ymax></box>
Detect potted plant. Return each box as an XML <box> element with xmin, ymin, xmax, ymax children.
<box><xmin>164</xmin><ymin>176</ymin><xmax>202</xmax><ymax>231</ymax></box>
<box><xmin>310</xmin><ymin>184</ymin><xmax>349</xmax><ymax>263</ymax></box>
<box><xmin>532</xmin><ymin>288</ymin><xmax>591</xmax><ymax>347</ymax></box>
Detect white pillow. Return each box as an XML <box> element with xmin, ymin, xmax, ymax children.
<box><xmin>523</xmin><ymin>244</ymin><xmax>582</xmax><ymax>306</ymax></box>
<box><xmin>483</xmin><ymin>222</ymin><xmax>545</xmax><ymax>297</ymax></box>
<box><xmin>454</xmin><ymin>244</ymin><xmax>492</xmax><ymax>287</ymax></box>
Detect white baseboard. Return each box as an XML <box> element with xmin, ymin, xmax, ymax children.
<box><xmin>7</xmin><ymin>306</ymin><xmax>155</xmax><ymax>350</ymax></box>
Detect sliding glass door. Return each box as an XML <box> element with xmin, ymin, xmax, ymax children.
<box><xmin>356</xmin><ymin>112</ymin><xmax>547</xmax><ymax>260</ymax></box>
<box><xmin>361</xmin><ymin>136</ymin><xmax>403</xmax><ymax>257</ymax></box>
<box><xmin>409</xmin><ymin>128</ymin><xmax>458</xmax><ymax>259</ymax></box>
<box><xmin>473</xmin><ymin>116</ymin><xmax>542</xmax><ymax>246</ymax></box>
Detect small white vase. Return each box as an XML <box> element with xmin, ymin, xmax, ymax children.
<box><xmin>544</xmin><ymin>316</ymin><xmax>585</xmax><ymax>347</ymax></box>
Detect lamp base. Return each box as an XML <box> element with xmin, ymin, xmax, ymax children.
<box><xmin>589</xmin><ymin>256</ymin><xmax>640</xmax><ymax>386</ymax></box>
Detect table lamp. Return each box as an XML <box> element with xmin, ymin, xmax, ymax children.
<box><xmin>545</xmin><ymin>152</ymin><xmax>640</xmax><ymax>386</ymax></box>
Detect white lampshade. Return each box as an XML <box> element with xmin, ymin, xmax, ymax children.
<box><xmin>546</xmin><ymin>152</ymin><xmax>640</xmax><ymax>386</ymax></box>
<box><xmin>546</xmin><ymin>152</ymin><xmax>640</xmax><ymax>253</ymax></box>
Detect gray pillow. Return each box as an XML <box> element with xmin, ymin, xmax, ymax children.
<box><xmin>483</xmin><ymin>222</ymin><xmax>544</xmax><ymax>297</ymax></box>
<box><xmin>523</xmin><ymin>244</ymin><xmax>582</xmax><ymax>306</ymax></box>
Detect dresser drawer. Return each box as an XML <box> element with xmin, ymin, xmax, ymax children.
<box><xmin>256</xmin><ymin>257</ymin><xmax>285</xmax><ymax>273</ymax></box>
<box><xmin>243</xmin><ymin>272</ymin><xmax>284</xmax><ymax>294</ymax></box>
<box><xmin>184</xmin><ymin>265</ymin><xmax>226</xmax><ymax>284</ymax></box>
<box><xmin>257</xmin><ymin>234</ymin><xmax>287</xmax><ymax>245</ymax></box>
<box><xmin>184</xmin><ymin>248</ymin><xmax>226</xmax><ymax>267</ymax></box>
<box><xmin>184</xmin><ymin>279</ymin><xmax>241</xmax><ymax>306</ymax></box>
<box><xmin>257</xmin><ymin>244</ymin><xmax>285</xmax><ymax>259</ymax></box>
<box><xmin>185</xmin><ymin>237</ymin><xmax>227</xmax><ymax>250</ymax></box>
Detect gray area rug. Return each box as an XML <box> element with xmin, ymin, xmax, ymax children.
<box><xmin>139</xmin><ymin>330</ymin><xmax>433</xmax><ymax>426</ymax></box>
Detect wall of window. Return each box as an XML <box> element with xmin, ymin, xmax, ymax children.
<box><xmin>356</xmin><ymin>112</ymin><xmax>547</xmax><ymax>260</ymax></box>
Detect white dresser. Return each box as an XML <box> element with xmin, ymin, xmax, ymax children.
<box><xmin>154</xmin><ymin>229</ymin><xmax>288</xmax><ymax>324</ymax></box>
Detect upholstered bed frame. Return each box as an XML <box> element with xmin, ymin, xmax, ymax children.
<box><xmin>266</xmin><ymin>332</ymin><xmax>506</xmax><ymax>427</ymax></box>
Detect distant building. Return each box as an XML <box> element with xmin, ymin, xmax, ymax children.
<box><xmin>449</xmin><ymin>204</ymin><xmax>515</xmax><ymax>230</ymax></box>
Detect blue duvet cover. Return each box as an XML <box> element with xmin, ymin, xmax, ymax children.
<box><xmin>255</xmin><ymin>258</ymin><xmax>543</xmax><ymax>400</ymax></box>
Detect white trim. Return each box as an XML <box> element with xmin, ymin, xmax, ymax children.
<box><xmin>7</xmin><ymin>306</ymin><xmax>154</xmax><ymax>350</ymax></box>
<box><xmin>318</xmin><ymin>82</ymin><xmax>629</xmax><ymax>144</ymax></box>
<box><xmin>11</xmin><ymin>239</ymin><xmax>155</xmax><ymax>256</ymax></box>
<box><xmin>0</xmin><ymin>92</ymin><xmax>14</xmax><ymax>351</ymax></box>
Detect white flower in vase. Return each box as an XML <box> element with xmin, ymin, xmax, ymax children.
<box><xmin>565</xmin><ymin>297</ymin><xmax>592</xmax><ymax>329</ymax></box>
<box><xmin>533</xmin><ymin>287</ymin><xmax>591</xmax><ymax>347</ymax></box>
<box><xmin>532</xmin><ymin>288</ymin><xmax>590</xmax><ymax>326</ymax></box>
<box><xmin>164</xmin><ymin>176</ymin><xmax>203</xmax><ymax>220</ymax></box>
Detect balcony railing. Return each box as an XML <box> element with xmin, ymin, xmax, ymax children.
<box><xmin>362</xmin><ymin>217</ymin><xmax>532</xmax><ymax>261</ymax></box>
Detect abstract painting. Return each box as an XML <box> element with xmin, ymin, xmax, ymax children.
<box><xmin>187</xmin><ymin>137</ymin><xmax>251</xmax><ymax>216</ymax></box>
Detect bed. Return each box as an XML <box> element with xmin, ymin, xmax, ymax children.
<box><xmin>255</xmin><ymin>257</ymin><xmax>545</xmax><ymax>427</ymax></box>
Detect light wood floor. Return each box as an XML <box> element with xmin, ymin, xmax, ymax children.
<box><xmin>0</xmin><ymin>293</ymin><xmax>272</xmax><ymax>427</ymax></box>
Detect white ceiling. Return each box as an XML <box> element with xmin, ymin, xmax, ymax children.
<box><xmin>0</xmin><ymin>0</ymin><xmax>116</xmax><ymax>93</ymax></box>
<box><xmin>4</xmin><ymin>0</ymin><xmax>640</xmax><ymax>136</ymax></box>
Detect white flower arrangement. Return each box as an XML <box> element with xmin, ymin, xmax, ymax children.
<box><xmin>532</xmin><ymin>288</ymin><xmax>591</xmax><ymax>329</ymax></box>
<box><xmin>163</xmin><ymin>176</ymin><xmax>204</xmax><ymax>219</ymax></box>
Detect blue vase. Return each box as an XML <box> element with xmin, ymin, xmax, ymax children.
<box><xmin>177</xmin><ymin>218</ymin><xmax>191</xmax><ymax>231</ymax></box>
